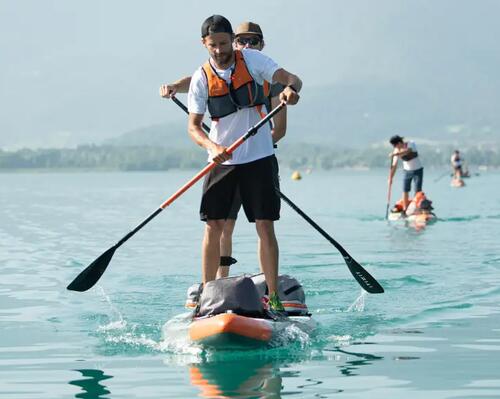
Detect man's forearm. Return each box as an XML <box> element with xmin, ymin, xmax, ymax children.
<box><xmin>270</xmin><ymin>96</ymin><xmax>287</xmax><ymax>143</ymax></box>
<box><xmin>188</xmin><ymin>124</ymin><xmax>213</xmax><ymax>149</ymax></box>
<box><xmin>397</xmin><ymin>148</ymin><xmax>413</xmax><ymax>157</ymax></box>
<box><xmin>272</xmin><ymin>69</ymin><xmax>302</xmax><ymax>92</ymax></box>
<box><xmin>172</xmin><ymin>76</ymin><xmax>192</xmax><ymax>93</ymax></box>
<box><xmin>272</xmin><ymin>128</ymin><xmax>285</xmax><ymax>144</ymax></box>
<box><xmin>284</xmin><ymin>74</ymin><xmax>302</xmax><ymax>92</ymax></box>
<box><xmin>390</xmin><ymin>165</ymin><xmax>397</xmax><ymax>179</ymax></box>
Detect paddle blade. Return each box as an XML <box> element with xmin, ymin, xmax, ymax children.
<box><xmin>344</xmin><ymin>256</ymin><xmax>384</xmax><ymax>294</ymax></box>
<box><xmin>67</xmin><ymin>246</ymin><xmax>116</xmax><ymax>292</ymax></box>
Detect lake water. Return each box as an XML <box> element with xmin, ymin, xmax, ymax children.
<box><xmin>1</xmin><ymin>168</ymin><xmax>499</xmax><ymax>398</ymax></box>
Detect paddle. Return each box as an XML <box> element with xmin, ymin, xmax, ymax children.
<box><xmin>433</xmin><ymin>170</ymin><xmax>449</xmax><ymax>183</ymax></box>
<box><xmin>385</xmin><ymin>179</ymin><xmax>393</xmax><ymax>220</ymax></box>
<box><xmin>386</xmin><ymin>154</ymin><xmax>396</xmax><ymax>219</ymax></box>
<box><xmin>171</xmin><ymin>97</ymin><xmax>384</xmax><ymax>294</ymax></box>
<box><xmin>66</xmin><ymin>102</ymin><xmax>286</xmax><ymax>292</ymax></box>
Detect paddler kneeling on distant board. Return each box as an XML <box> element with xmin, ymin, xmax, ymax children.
<box><xmin>388</xmin><ymin>135</ymin><xmax>424</xmax><ymax>215</ymax></box>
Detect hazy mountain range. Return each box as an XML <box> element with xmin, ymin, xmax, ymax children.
<box><xmin>105</xmin><ymin>81</ymin><xmax>500</xmax><ymax>150</ymax></box>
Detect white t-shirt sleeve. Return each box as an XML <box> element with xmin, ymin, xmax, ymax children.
<box><xmin>187</xmin><ymin>67</ymin><xmax>208</xmax><ymax>115</ymax></box>
<box><xmin>242</xmin><ymin>48</ymin><xmax>280</xmax><ymax>85</ymax></box>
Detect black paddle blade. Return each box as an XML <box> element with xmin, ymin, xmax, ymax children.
<box><xmin>67</xmin><ymin>246</ymin><xmax>117</xmax><ymax>292</ymax></box>
<box><xmin>344</xmin><ymin>255</ymin><xmax>384</xmax><ymax>294</ymax></box>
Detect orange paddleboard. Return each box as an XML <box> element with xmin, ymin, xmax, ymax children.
<box><xmin>189</xmin><ymin>313</ymin><xmax>314</xmax><ymax>349</ymax></box>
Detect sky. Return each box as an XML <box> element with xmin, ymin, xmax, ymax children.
<box><xmin>1</xmin><ymin>0</ymin><xmax>499</xmax><ymax>149</ymax></box>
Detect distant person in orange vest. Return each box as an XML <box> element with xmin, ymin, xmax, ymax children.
<box><xmin>159</xmin><ymin>21</ymin><xmax>287</xmax><ymax>280</ymax></box>
<box><xmin>388</xmin><ymin>135</ymin><xmax>424</xmax><ymax>213</ymax></box>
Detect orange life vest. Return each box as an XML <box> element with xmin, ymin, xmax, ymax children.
<box><xmin>413</xmin><ymin>191</ymin><xmax>426</xmax><ymax>208</ymax></box>
<box><xmin>394</xmin><ymin>191</ymin><xmax>428</xmax><ymax>211</ymax></box>
<box><xmin>394</xmin><ymin>198</ymin><xmax>406</xmax><ymax>211</ymax></box>
<box><xmin>202</xmin><ymin>50</ymin><xmax>270</xmax><ymax>120</ymax></box>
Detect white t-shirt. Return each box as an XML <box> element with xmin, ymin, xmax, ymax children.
<box><xmin>392</xmin><ymin>141</ymin><xmax>423</xmax><ymax>171</ymax></box>
<box><xmin>451</xmin><ymin>153</ymin><xmax>462</xmax><ymax>167</ymax></box>
<box><xmin>188</xmin><ymin>48</ymin><xmax>280</xmax><ymax>165</ymax></box>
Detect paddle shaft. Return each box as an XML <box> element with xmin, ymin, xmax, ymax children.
<box><xmin>172</xmin><ymin>96</ymin><xmax>210</xmax><ymax>133</ymax></box>
<box><xmin>278</xmin><ymin>190</ymin><xmax>383</xmax><ymax>293</ymax></box>
<box><xmin>385</xmin><ymin>177</ymin><xmax>393</xmax><ymax>220</ymax></box>
<box><xmin>434</xmin><ymin>170</ymin><xmax>450</xmax><ymax>183</ymax></box>
<box><xmin>278</xmin><ymin>191</ymin><xmax>347</xmax><ymax>257</ymax></box>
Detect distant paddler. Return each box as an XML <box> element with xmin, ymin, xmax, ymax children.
<box><xmin>451</xmin><ymin>150</ymin><xmax>463</xmax><ymax>178</ymax></box>
<box><xmin>159</xmin><ymin>20</ymin><xmax>288</xmax><ymax>280</ymax></box>
<box><xmin>388</xmin><ymin>135</ymin><xmax>424</xmax><ymax>214</ymax></box>
<box><xmin>450</xmin><ymin>150</ymin><xmax>466</xmax><ymax>187</ymax></box>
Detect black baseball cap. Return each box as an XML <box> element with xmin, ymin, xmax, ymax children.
<box><xmin>201</xmin><ymin>15</ymin><xmax>233</xmax><ymax>38</ymax></box>
<box><xmin>389</xmin><ymin>135</ymin><xmax>404</xmax><ymax>146</ymax></box>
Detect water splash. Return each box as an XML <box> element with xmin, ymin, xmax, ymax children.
<box><xmin>160</xmin><ymin>312</ymin><xmax>202</xmax><ymax>356</ymax></box>
<box><xmin>97</xmin><ymin>286</ymin><xmax>125</xmax><ymax>328</ymax></box>
<box><xmin>325</xmin><ymin>334</ymin><xmax>353</xmax><ymax>351</ymax></box>
<box><xmin>347</xmin><ymin>290</ymin><xmax>366</xmax><ymax>312</ymax></box>
<box><xmin>97</xmin><ymin>319</ymin><xmax>127</xmax><ymax>332</ymax></box>
<box><xmin>270</xmin><ymin>323</ymin><xmax>313</xmax><ymax>349</ymax></box>
<box><xmin>103</xmin><ymin>332</ymin><xmax>159</xmax><ymax>350</ymax></box>
<box><xmin>94</xmin><ymin>287</ymin><xmax>164</xmax><ymax>353</ymax></box>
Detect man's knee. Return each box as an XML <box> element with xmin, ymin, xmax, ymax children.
<box><xmin>255</xmin><ymin>220</ymin><xmax>276</xmax><ymax>238</ymax></box>
<box><xmin>205</xmin><ymin>220</ymin><xmax>225</xmax><ymax>238</ymax></box>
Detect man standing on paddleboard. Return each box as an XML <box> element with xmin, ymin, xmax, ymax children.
<box><xmin>160</xmin><ymin>21</ymin><xmax>287</xmax><ymax>281</ymax></box>
<box><xmin>186</xmin><ymin>15</ymin><xmax>301</xmax><ymax>311</ymax></box>
<box><xmin>451</xmin><ymin>150</ymin><xmax>463</xmax><ymax>179</ymax></box>
<box><xmin>388</xmin><ymin>135</ymin><xmax>424</xmax><ymax>214</ymax></box>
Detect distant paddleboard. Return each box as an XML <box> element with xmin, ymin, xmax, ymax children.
<box><xmin>451</xmin><ymin>178</ymin><xmax>465</xmax><ymax>188</ymax></box>
<box><xmin>388</xmin><ymin>210</ymin><xmax>437</xmax><ymax>227</ymax></box>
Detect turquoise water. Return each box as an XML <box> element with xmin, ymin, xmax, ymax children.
<box><xmin>1</xmin><ymin>168</ymin><xmax>499</xmax><ymax>398</ymax></box>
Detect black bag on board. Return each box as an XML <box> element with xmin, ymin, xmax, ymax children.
<box><xmin>197</xmin><ymin>276</ymin><xmax>264</xmax><ymax>318</ymax></box>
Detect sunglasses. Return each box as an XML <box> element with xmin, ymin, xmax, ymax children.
<box><xmin>236</xmin><ymin>37</ymin><xmax>261</xmax><ymax>46</ymax></box>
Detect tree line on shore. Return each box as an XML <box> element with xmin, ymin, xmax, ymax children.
<box><xmin>0</xmin><ymin>143</ymin><xmax>498</xmax><ymax>171</ymax></box>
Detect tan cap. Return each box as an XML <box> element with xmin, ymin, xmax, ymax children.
<box><xmin>235</xmin><ymin>21</ymin><xmax>263</xmax><ymax>38</ymax></box>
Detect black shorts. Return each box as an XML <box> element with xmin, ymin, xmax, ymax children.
<box><xmin>226</xmin><ymin>187</ymin><xmax>241</xmax><ymax>220</ymax></box>
<box><xmin>200</xmin><ymin>155</ymin><xmax>280</xmax><ymax>222</ymax></box>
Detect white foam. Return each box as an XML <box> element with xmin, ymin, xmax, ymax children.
<box><xmin>159</xmin><ymin>312</ymin><xmax>203</xmax><ymax>356</ymax></box>
<box><xmin>98</xmin><ymin>319</ymin><xmax>127</xmax><ymax>332</ymax></box>
<box><xmin>328</xmin><ymin>334</ymin><xmax>353</xmax><ymax>347</ymax></box>
<box><xmin>347</xmin><ymin>290</ymin><xmax>367</xmax><ymax>312</ymax></box>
